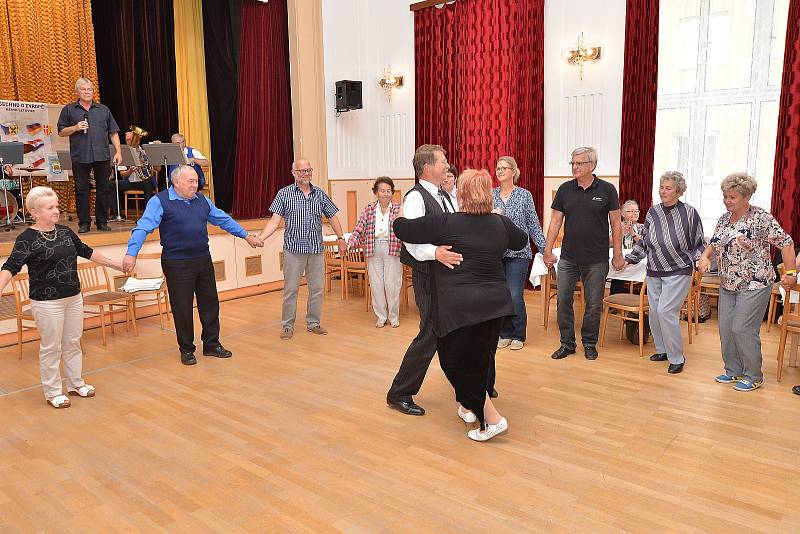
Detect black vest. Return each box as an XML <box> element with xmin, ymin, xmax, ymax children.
<box><xmin>399</xmin><ymin>183</ymin><xmax>445</xmax><ymax>274</ymax></box>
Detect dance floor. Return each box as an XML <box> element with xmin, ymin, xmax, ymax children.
<box><xmin>0</xmin><ymin>285</ymin><xmax>799</xmax><ymax>532</ymax></box>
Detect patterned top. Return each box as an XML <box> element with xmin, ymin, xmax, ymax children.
<box><xmin>492</xmin><ymin>186</ymin><xmax>546</xmax><ymax>259</ymax></box>
<box><xmin>269</xmin><ymin>183</ymin><xmax>340</xmax><ymax>255</ymax></box>
<box><xmin>348</xmin><ymin>201</ymin><xmax>402</xmax><ymax>257</ymax></box>
<box><xmin>710</xmin><ymin>205</ymin><xmax>793</xmax><ymax>291</ymax></box>
<box><xmin>2</xmin><ymin>225</ymin><xmax>93</xmax><ymax>301</ymax></box>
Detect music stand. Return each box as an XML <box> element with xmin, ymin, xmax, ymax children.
<box><xmin>0</xmin><ymin>143</ymin><xmax>24</xmax><ymax>229</ymax></box>
<box><xmin>109</xmin><ymin>144</ymin><xmax>141</xmax><ymax>222</ymax></box>
<box><xmin>142</xmin><ymin>143</ymin><xmax>187</xmax><ymax>191</ymax></box>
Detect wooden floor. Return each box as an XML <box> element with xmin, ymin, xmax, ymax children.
<box><xmin>1</xmin><ymin>284</ymin><xmax>800</xmax><ymax>533</ymax></box>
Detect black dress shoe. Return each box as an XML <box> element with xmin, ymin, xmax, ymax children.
<box><xmin>551</xmin><ymin>346</ymin><xmax>576</xmax><ymax>359</ymax></box>
<box><xmin>386</xmin><ymin>395</ymin><xmax>425</xmax><ymax>416</ymax></box>
<box><xmin>584</xmin><ymin>346</ymin><xmax>599</xmax><ymax>360</ymax></box>
<box><xmin>180</xmin><ymin>352</ymin><xmax>197</xmax><ymax>365</ymax></box>
<box><xmin>78</xmin><ymin>223</ymin><xmax>90</xmax><ymax>233</ymax></box>
<box><xmin>96</xmin><ymin>224</ymin><xmax>111</xmax><ymax>231</ymax></box>
<box><xmin>489</xmin><ymin>388</ymin><xmax>498</xmax><ymax>398</ymax></box>
<box><xmin>793</xmin><ymin>385</ymin><xmax>800</xmax><ymax>396</ymax></box>
<box><xmin>203</xmin><ymin>345</ymin><xmax>232</xmax><ymax>358</ymax></box>
<box><xmin>668</xmin><ymin>362</ymin><xmax>684</xmax><ymax>374</ymax></box>
<box><xmin>650</xmin><ymin>352</ymin><xmax>668</xmax><ymax>362</ymax></box>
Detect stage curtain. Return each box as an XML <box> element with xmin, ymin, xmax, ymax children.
<box><xmin>619</xmin><ymin>0</ymin><xmax>660</xmax><ymax>218</ymax></box>
<box><xmin>0</xmin><ymin>0</ymin><xmax>98</xmax><ymax>103</ymax></box>
<box><xmin>174</xmin><ymin>0</ymin><xmax>214</xmax><ymax>200</ymax></box>
<box><xmin>232</xmin><ymin>0</ymin><xmax>293</xmax><ymax>219</ymax></box>
<box><xmin>202</xmin><ymin>0</ymin><xmax>241</xmax><ymax>212</ymax></box>
<box><xmin>90</xmin><ymin>0</ymin><xmax>178</xmax><ymax>146</ymax></box>
<box><xmin>414</xmin><ymin>0</ymin><xmax>545</xmax><ymax>217</ymax></box>
<box><xmin>771</xmin><ymin>0</ymin><xmax>800</xmax><ymax>242</ymax></box>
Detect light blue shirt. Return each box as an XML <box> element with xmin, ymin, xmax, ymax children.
<box><xmin>126</xmin><ymin>187</ymin><xmax>248</xmax><ymax>257</ymax></box>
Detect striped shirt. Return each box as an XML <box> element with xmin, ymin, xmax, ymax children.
<box><xmin>269</xmin><ymin>183</ymin><xmax>340</xmax><ymax>254</ymax></box>
<box><xmin>625</xmin><ymin>201</ymin><xmax>705</xmax><ymax>277</ymax></box>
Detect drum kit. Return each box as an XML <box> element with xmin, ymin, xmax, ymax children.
<box><xmin>0</xmin><ymin>142</ymin><xmax>37</xmax><ymax>231</ymax></box>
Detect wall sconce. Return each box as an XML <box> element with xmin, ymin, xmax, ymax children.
<box><xmin>561</xmin><ymin>33</ymin><xmax>602</xmax><ymax>80</ymax></box>
<box><xmin>377</xmin><ymin>68</ymin><xmax>404</xmax><ymax>101</ymax></box>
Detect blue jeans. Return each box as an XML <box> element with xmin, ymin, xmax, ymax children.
<box><xmin>556</xmin><ymin>257</ymin><xmax>609</xmax><ymax>350</ymax></box>
<box><xmin>499</xmin><ymin>257</ymin><xmax>531</xmax><ymax>341</ymax></box>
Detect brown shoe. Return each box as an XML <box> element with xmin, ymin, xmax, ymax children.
<box><xmin>307</xmin><ymin>325</ymin><xmax>328</xmax><ymax>335</ymax></box>
<box><xmin>280</xmin><ymin>328</ymin><xmax>293</xmax><ymax>340</ymax></box>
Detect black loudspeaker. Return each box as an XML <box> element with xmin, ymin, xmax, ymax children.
<box><xmin>335</xmin><ymin>80</ymin><xmax>362</xmax><ymax>112</ymax></box>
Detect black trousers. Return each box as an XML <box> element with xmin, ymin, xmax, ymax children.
<box><xmin>438</xmin><ymin>317</ymin><xmax>504</xmax><ymax>430</ymax></box>
<box><xmin>387</xmin><ymin>269</ymin><xmax>437</xmax><ymax>399</ymax></box>
<box><xmin>72</xmin><ymin>160</ymin><xmax>112</xmax><ymax>225</ymax></box>
<box><xmin>161</xmin><ymin>256</ymin><xmax>221</xmax><ymax>354</ymax></box>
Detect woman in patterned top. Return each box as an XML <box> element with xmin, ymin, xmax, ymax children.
<box><xmin>698</xmin><ymin>173</ymin><xmax>797</xmax><ymax>392</ymax></box>
<box><xmin>492</xmin><ymin>156</ymin><xmax>546</xmax><ymax>350</ymax></box>
<box><xmin>0</xmin><ymin>187</ymin><xmax>123</xmax><ymax>408</ymax></box>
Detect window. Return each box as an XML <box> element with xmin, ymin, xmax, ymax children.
<box><xmin>653</xmin><ymin>0</ymin><xmax>789</xmax><ymax>233</ymax></box>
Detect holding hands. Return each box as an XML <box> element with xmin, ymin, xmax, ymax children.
<box><xmin>245</xmin><ymin>234</ymin><xmax>264</xmax><ymax>248</ymax></box>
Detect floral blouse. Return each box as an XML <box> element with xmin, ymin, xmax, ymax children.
<box><xmin>710</xmin><ymin>205</ymin><xmax>793</xmax><ymax>291</ymax></box>
<box><xmin>492</xmin><ymin>186</ymin><xmax>546</xmax><ymax>259</ymax></box>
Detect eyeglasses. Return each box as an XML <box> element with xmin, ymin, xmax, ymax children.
<box><xmin>496</xmin><ymin>166</ymin><xmax>512</xmax><ymax>172</ymax></box>
<box><xmin>569</xmin><ymin>161</ymin><xmax>592</xmax><ymax>166</ymax></box>
<box><xmin>294</xmin><ymin>168</ymin><xmax>313</xmax><ymax>175</ymax></box>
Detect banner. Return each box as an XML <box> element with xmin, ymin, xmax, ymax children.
<box><xmin>0</xmin><ymin>100</ymin><xmax>53</xmax><ymax>171</ymax></box>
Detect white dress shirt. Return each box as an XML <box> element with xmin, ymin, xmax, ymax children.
<box><xmin>402</xmin><ymin>179</ymin><xmax>448</xmax><ymax>262</ymax></box>
<box><xmin>374</xmin><ymin>202</ymin><xmax>391</xmax><ymax>239</ymax></box>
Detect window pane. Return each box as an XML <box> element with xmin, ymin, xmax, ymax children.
<box><xmin>704</xmin><ymin>0</ymin><xmax>755</xmax><ymax>91</ymax></box>
<box><xmin>769</xmin><ymin>0</ymin><xmax>790</xmax><ymax>86</ymax></box>
<box><xmin>652</xmin><ymin>108</ymin><xmax>692</xmax><ymax>205</ymax></box>
<box><xmin>658</xmin><ymin>0</ymin><xmax>701</xmax><ymax>94</ymax></box>
<box><xmin>753</xmin><ymin>100</ymin><xmax>779</xmax><ymax>210</ymax></box>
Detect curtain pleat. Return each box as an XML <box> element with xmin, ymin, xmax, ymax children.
<box><xmin>771</xmin><ymin>0</ymin><xmax>800</xmax><ymax>242</ymax></box>
<box><xmin>231</xmin><ymin>0</ymin><xmax>293</xmax><ymax>219</ymax></box>
<box><xmin>414</xmin><ymin>0</ymin><xmax>545</xmax><ymax>218</ymax></box>
<box><xmin>619</xmin><ymin>0</ymin><xmax>660</xmax><ymax>219</ymax></box>
<box><xmin>90</xmin><ymin>0</ymin><xmax>178</xmax><ymax>146</ymax></box>
<box><xmin>0</xmin><ymin>0</ymin><xmax>98</xmax><ymax>103</ymax></box>
<box><xmin>174</xmin><ymin>0</ymin><xmax>214</xmax><ymax>199</ymax></box>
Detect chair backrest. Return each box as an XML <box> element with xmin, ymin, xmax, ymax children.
<box><xmin>10</xmin><ymin>272</ymin><xmax>31</xmax><ymax>310</ymax></box>
<box><xmin>323</xmin><ymin>243</ymin><xmax>341</xmax><ymax>266</ymax></box>
<box><xmin>636</xmin><ymin>278</ymin><xmax>648</xmax><ymax>307</ymax></box>
<box><xmin>76</xmin><ymin>262</ymin><xmax>112</xmax><ymax>294</ymax></box>
<box><xmin>783</xmin><ymin>282</ymin><xmax>800</xmax><ymax>324</ymax></box>
<box><xmin>343</xmin><ymin>249</ymin><xmax>366</xmax><ymax>270</ymax></box>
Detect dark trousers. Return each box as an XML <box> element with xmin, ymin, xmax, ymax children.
<box><xmin>161</xmin><ymin>256</ymin><xmax>221</xmax><ymax>354</ymax></box>
<box><xmin>499</xmin><ymin>257</ymin><xmax>531</xmax><ymax>341</ymax></box>
<box><xmin>556</xmin><ymin>257</ymin><xmax>609</xmax><ymax>350</ymax></box>
<box><xmin>438</xmin><ymin>317</ymin><xmax>503</xmax><ymax>430</ymax></box>
<box><xmin>387</xmin><ymin>269</ymin><xmax>437</xmax><ymax>400</ymax></box>
<box><xmin>72</xmin><ymin>160</ymin><xmax>111</xmax><ymax>225</ymax></box>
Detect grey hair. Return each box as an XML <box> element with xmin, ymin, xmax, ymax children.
<box><xmin>170</xmin><ymin>164</ymin><xmax>197</xmax><ymax>182</ymax></box>
<box><xmin>621</xmin><ymin>199</ymin><xmax>640</xmax><ymax>211</ymax></box>
<box><xmin>659</xmin><ymin>170</ymin><xmax>687</xmax><ymax>195</ymax></box>
<box><xmin>26</xmin><ymin>186</ymin><xmax>58</xmax><ymax>212</ymax></box>
<box><xmin>720</xmin><ymin>172</ymin><xmax>757</xmax><ymax>197</ymax></box>
<box><xmin>291</xmin><ymin>158</ymin><xmax>311</xmax><ymax>171</ymax></box>
<box><xmin>171</xmin><ymin>132</ymin><xmax>186</xmax><ymax>143</ymax></box>
<box><xmin>496</xmin><ymin>155</ymin><xmax>520</xmax><ymax>184</ymax></box>
<box><xmin>571</xmin><ymin>146</ymin><xmax>598</xmax><ymax>164</ymax></box>
<box><xmin>74</xmin><ymin>77</ymin><xmax>93</xmax><ymax>92</ymax></box>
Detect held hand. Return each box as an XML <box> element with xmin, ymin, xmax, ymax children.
<box><xmin>780</xmin><ymin>274</ymin><xmax>797</xmax><ymax>292</ymax></box>
<box><xmin>697</xmin><ymin>256</ymin><xmax>711</xmax><ymax>273</ymax></box>
<box><xmin>122</xmin><ymin>254</ymin><xmax>137</xmax><ymax>275</ymax></box>
<box><xmin>543</xmin><ymin>251</ymin><xmax>557</xmax><ymax>269</ymax></box>
<box><xmin>617</xmin><ymin>261</ymin><xmax>629</xmax><ymax>272</ymax></box>
<box><xmin>435</xmin><ymin>245</ymin><xmax>462</xmax><ymax>269</ymax></box>
<box><xmin>77</xmin><ymin>119</ymin><xmax>88</xmax><ymax>132</ymax></box>
<box><xmin>337</xmin><ymin>239</ymin><xmax>347</xmax><ymax>256</ymax></box>
<box><xmin>244</xmin><ymin>234</ymin><xmax>263</xmax><ymax>248</ymax></box>
<box><xmin>107</xmin><ymin>260</ymin><xmax>124</xmax><ymax>272</ymax></box>
<box><xmin>611</xmin><ymin>255</ymin><xmax>625</xmax><ymax>271</ymax></box>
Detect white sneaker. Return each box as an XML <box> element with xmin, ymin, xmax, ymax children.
<box><xmin>468</xmin><ymin>417</ymin><xmax>508</xmax><ymax>442</ymax></box>
<box><xmin>457</xmin><ymin>405</ymin><xmax>477</xmax><ymax>424</ymax></box>
<box><xmin>509</xmin><ymin>340</ymin><xmax>524</xmax><ymax>350</ymax></box>
<box><xmin>497</xmin><ymin>338</ymin><xmax>511</xmax><ymax>349</ymax></box>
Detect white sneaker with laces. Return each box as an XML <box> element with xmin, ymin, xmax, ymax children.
<box><xmin>468</xmin><ymin>417</ymin><xmax>508</xmax><ymax>442</ymax></box>
<box><xmin>457</xmin><ymin>405</ymin><xmax>477</xmax><ymax>424</ymax></box>
<box><xmin>497</xmin><ymin>338</ymin><xmax>511</xmax><ymax>349</ymax></box>
<box><xmin>509</xmin><ymin>340</ymin><xmax>524</xmax><ymax>350</ymax></box>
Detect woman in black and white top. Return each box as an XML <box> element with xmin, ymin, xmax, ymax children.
<box><xmin>0</xmin><ymin>187</ymin><xmax>122</xmax><ymax>408</ymax></box>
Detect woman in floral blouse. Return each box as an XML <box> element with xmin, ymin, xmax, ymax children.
<box><xmin>698</xmin><ymin>172</ymin><xmax>796</xmax><ymax>392</ymax></box>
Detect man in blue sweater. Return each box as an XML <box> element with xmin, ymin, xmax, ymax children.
<box><xmin>123</xmin><ymin>165</ymin><xmax>263</xmax><ymax>365</ymax></box>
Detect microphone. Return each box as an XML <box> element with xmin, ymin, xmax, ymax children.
<box><xmin>83</xmin><ymin>113</ymin><xmax>88</xmax><ymax>135</ymax></box>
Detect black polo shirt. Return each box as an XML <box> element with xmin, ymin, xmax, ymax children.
<box><xmin>551</xmin><ymin>175</ymin><xmax>619</xmax><ymax>263</ymax></box>
<box><xmin>57</xmin><ymin>101</ymin><xmax>120</xmax><ymax>164</ymax></box>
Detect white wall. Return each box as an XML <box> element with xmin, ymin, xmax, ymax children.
<box><xmin>321</xmin><ymin>0</ymin><xmax>415</xmax><ymax>180</ymax></box>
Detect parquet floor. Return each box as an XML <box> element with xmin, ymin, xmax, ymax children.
<box><xmin>0</xmin><ymin>285</ymin><xmax>799</xmax><ymax>533</ymax></box>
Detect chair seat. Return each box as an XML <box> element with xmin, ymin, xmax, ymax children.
<box><xmin>83</xmin><ymin>291</ymin><xmax>131</xmax><ymax>304</ymax></box>
<box><xmin>701</xmin><ymin>274</ymin><xmax>720</xmax><ymax>285</ymax></box>
<box><xmin>604</xmin><ymin>293</ymin><xmax>642</xmax><ymax>307</ymax></box>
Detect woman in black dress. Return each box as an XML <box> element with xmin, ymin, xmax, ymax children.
<box><xmin>393</xmin><ymin>169</ymin><xmax>527</xmax><ymax>441</ymax></box>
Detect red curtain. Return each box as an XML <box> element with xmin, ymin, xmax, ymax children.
<box><xmin>619</xmin><ymin>0</ymin><xmax>660</xmax><ymax>219</ymax></box>
<box><xmin>232</xmin><ymin>0</ymin><xmax>293</xmax><ymax>218</ymax></box>
<box><xmin>414</xmin><ymin>0</ymin><xmax>544</xmax><ymax>215</ymax></box>
<box><xmin>771</xmin><ymin>0</ymin><xmax>800</xmax><ymax>241</ymax></box>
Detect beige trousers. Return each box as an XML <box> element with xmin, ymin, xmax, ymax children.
<box><xmin>367</xmin><ymin>240</ymin><xmax>402</xmax><ymax>324</ymax></box>
<box><xmin>29</xmin><ymin>293</ymin><xmax>86</xmax><ymax>399</ymax></box>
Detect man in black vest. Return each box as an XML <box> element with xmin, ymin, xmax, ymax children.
<box><xmin>386</xmin><ymin>144</ymin><xmax>462</xmax><ymax>416</ymax></box>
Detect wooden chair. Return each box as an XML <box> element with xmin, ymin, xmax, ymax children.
<box><xmin>128</xmin><ymin>252</ymin><xmax>172</xmax><ymax>329</ymax></box>
<box><xmin>679</xmin><ymin>269</ymin><xmax>703</xmax><ymax>344</ymax></box>
<box><xmin>8</xmin><ymin>274</ymin><xmax>36</xmax><ymax>360</ymax></box>
<box><xmin>342</xmin><ymin>248</ymin><xmax>370</xmax><ymax>311</ymax></box>
<box><xmin>766</xmin><ymin>265</ymin><xmax>785</xmax><ymax>332</ymax></box>
<box><xmin>323</xmin><ymin>243</ymin><xmax>344</xmax><ymax>299</ymax></box>
<box><xmin>777</xmin><ymin>282</ymin><xmax>800</xmax><ymax>382</ymax></box>
<box><xmin>541</xmin><ymin>267</ymin><xmax>583</xmax><ymax>331</ymax></box>
<box><xmin>401</xmin><ymin>264</ymin><xmax>414</xmax><ymax>311</ymax></box>
<box><xmin>699</xmin><ymin>273</ymin><xmax>721</xmax><ymax>310</ymax></box>
<box><xmin>77</xmin><ymin>262</ymin><xmax>138</xmax><ymax>346</ymax></box>
<box><xmin>123</xmin><ymin>190</ymin><xmax>146</xmax><ymax>219</ymax></box>
<box><xmin>599</xmin><ymin>279</ymin><xmax>649</xmax><ymax>357</ymax></box>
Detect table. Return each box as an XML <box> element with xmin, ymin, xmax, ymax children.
<box><xmin>529</xmin><ymin>248</ymin><xmax>647</xmax><ymax>287</ymax></box>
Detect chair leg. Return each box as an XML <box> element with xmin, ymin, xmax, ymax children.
<box><xmin>155</xmin><ymin>294</ymin><xmax>165</xmax><ymax>329</ymax></box>
<box><xmin>694</xmin><ymin>294</ymin><xmax>700</xmax><ymax>335</ymax></box>
<box><xmin>599</xmin><ymin>305</ymin><xmax>609</xmax><ymax>347</ymax></box>
<box><xmin>341</xmin><ymin>266</ymin><xmax>347</xmax><ymax>300</ymax></box>
<box><xmin>365</xmin><ymin>276</ymin><xmax>370</xmax><ymax>311</ymax></box>
<box><xmin>686</xmin><ymin>298</ymin><xmax>693</xmax><ymax>345</ymax></box>
<box><xmin>638</xmin><ymin>314</ymin><xmax>644</xmax><ymax>357</ymax></box>
<box><xmin>767</xmin><ymin>294</ymin><xmax>776</xmax><ymax>332</ymax></box>
<box><xmin>130</xmin><ymin>300</ymin><xmax>138</xmax><ymax>336</ymax></box>
<box><xmin>99</xmin><ymin>306</ymin><xmax>107</xmax><ymax>346</ymax></box>
<box><xmin>777</xmin><ymin>327</ymin><xmax>788</xmax><ymax>382</ymax></box>
<box><xmin>17</xmin><ymin>317</ymin><xmax>23</xmax><ymax>360</ymax></box>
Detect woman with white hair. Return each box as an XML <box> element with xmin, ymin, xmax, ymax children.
<box><xmin>624</xmin><ymin>171</ymin><xmax>705</xmax><ymax>374</ymax></box>
<box><xmin>699</xmin><ymin>172</ymin><xmax>796</xmax><ymax>391</ymax></box>
<box><xmin>0</xmin><ymin>187</ymin><xmax>123</xmax><ymax>408</ymax></box>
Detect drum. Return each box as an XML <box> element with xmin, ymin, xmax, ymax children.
<box><xmin>0</xmin><ymin>192</ymin><xmax>18</xmax><ymax>222</ymax></box>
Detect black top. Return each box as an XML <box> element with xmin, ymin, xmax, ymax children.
<box><xmin>393</xmin><ymin>212</ymin><xmax>528</xmax><ymax>337</ymax></box>
<box><xmin>551</xmin><ymin>175</ymin><xmax>620</xmax><ymax>263</ymax></box>
<box><xmin>57</xmin><ymin>101</ymin><xmax>120</xmax><ymax>164</ymax></box>
<box><xmin>2</xmin><ymin>225</ymin><xmax>94</xmax><ymax>301</ymax></box>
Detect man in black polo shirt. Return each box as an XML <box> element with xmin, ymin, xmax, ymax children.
<box><xmin>543</xmin><ymin>147</ymin><xmax>624</xmax><ymax>360</ymax></box>
<box><xmin>57</xmin><ymin>77</ymin><xmax>122</xmax><ymax>233</ymax></box>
